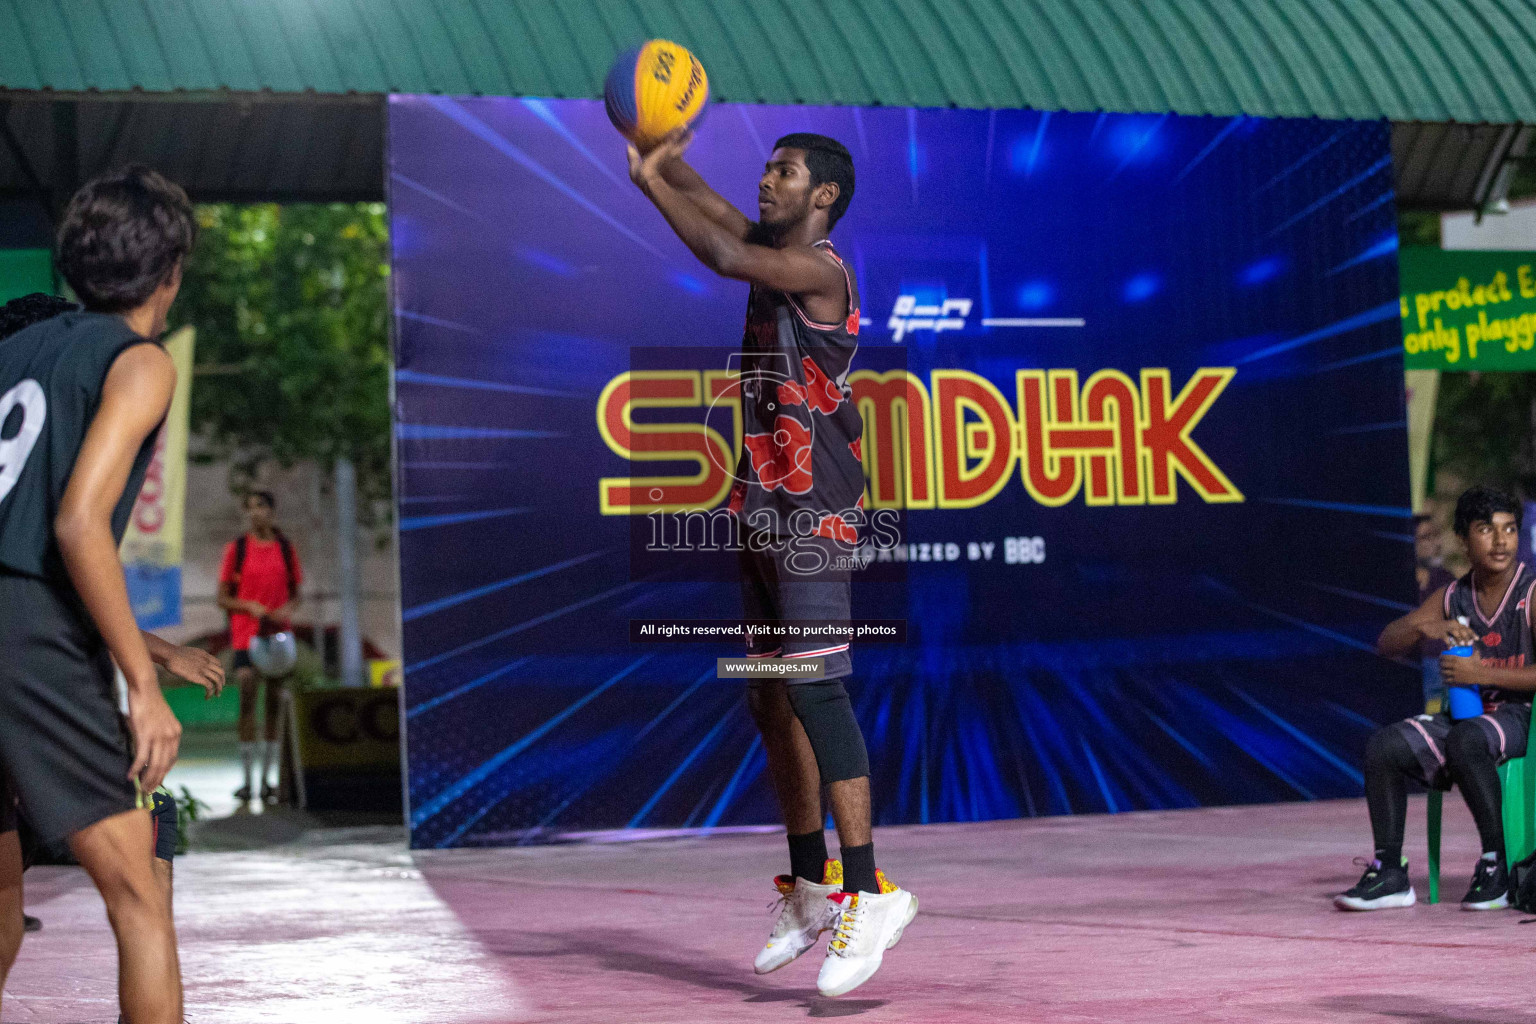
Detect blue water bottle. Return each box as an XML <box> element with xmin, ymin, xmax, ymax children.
<box><xmin>1444</xmin><ymin>625</ymin><xmax>1482</xmax><ymax>720</ymax></box>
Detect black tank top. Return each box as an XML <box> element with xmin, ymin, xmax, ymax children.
<box><xmin>0</xmin><ymin>312</ymin><xmax>162</xmax><ymax>586</ymax></box>
<box><xmin>1443</xmin><ymin>562</ymin><xmax>1536</xmax><ymax>707</ymax></box>
<box><xmin>731</xmin><ymin>240</ymin><xmax>865</xmax><ymax>542</ymax></box>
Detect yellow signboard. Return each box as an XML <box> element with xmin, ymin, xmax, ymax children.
<box><xmin>121</xmin><ymin>325</ymin><xmax>194</xmax><ymax>628</ymax></box>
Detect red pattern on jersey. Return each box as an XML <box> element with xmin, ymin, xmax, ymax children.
<box><xmin>848</xmin><ymin>437</ymin><xmax>862</xmax><ymax>461</ymax></box>
<box><xmin>743</xmin><ymin>416</ymin><xmax>814</xmax><ymax>494</ymax></box>
<box><xmin>777</xmin><ymin>379</ymin><xmax>807</xmax><ymax>408</ymax></box>
<box><xmin>1485</xmin><ymin>631</ymin><xmax>1504</xmax><ymax>648</ymax></box>
<box><xmin>814</xmin><ymin>513</ymin><xmax>857</xmax><ymax>544</ymax></box>
<box><xmin>801</xmin><ymin>357</ymin><xmax>843</xmax><ymax>414</ymax></box>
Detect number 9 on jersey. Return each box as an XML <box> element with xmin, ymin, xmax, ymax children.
<box><xmin>0</xmin><ymin>379</ymin><xmax>46</xmax><ymax>505</ymax></box>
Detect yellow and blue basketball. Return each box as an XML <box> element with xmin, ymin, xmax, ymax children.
<box><xmin>604</xmin><ymin>40</ymin><xmax>709</xmax><ymax>150</ymax></box>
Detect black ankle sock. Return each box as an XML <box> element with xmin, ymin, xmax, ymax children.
<box><xmin>787</xmin><ymin>830</ymin><xmax>828</xmax><ymax>882</ymax></box>
<box><xmin>841</xmin><ymin>842</ymin><xmax>877</xmax><ymax>894</ymax></box>
<box><xmin>1375</xmin><ymin>846</ymin><xmax>1402</xmax><ymax>868</ymax></box>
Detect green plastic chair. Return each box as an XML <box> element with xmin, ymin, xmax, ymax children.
<box><xmin>1426</xmin><ymin>751</ymin><xmax>1536</xmax><ymax>903</ymax></box>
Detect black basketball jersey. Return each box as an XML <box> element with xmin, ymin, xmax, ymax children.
<box><xmin>1443</xmin><ymin>561</ymin><xmax>1536</xmax><ymax>707</ymax></box>
<box><xmin>0</xmin><ymin>312</ymin><xmax>162</xmax><ymax>586</ymax></box>
<box><xmin>730</xmin><ymin>239</ymin><xmax>865</xmax><ymax>542</ymax></box>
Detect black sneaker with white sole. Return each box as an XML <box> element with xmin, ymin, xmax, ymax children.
<box><xmin>1461</xmin><ymin>856</ymin><xmax>1509</xmax><ymax>910</ymax></box>
<box><xmin>1334</xmin><ymin>857</ymin><xmax>1416</xmax><ymax>910</ymax></box>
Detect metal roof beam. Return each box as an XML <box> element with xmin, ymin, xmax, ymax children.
<box><xmin>1475</xmin><ymin>124</ymin><xmax>1533</xmax><ymax>216</ymax></box>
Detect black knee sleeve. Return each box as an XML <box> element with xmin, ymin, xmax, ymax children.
<box><xmin>785</xmin><ymin>680</ymin><xmax>869</xmax><ymax>784</ymax></box>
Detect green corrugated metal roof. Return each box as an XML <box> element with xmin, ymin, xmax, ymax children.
<box><xmin>0</xmin><ymin>0</ymin><xmax>1532</xmax><ymax>123</ymax></box>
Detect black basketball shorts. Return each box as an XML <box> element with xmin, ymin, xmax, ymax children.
<box><xmin>1390</xmin><ymin>702</ymin><xmax>1532</xmax><ymax>791</ymax></box>
<box><xmin>0</xmin><ymin>571</ymin><xmax>138</xmax><ymax>844</ymax></box>
<box><xmin>739</xmin><ymin>533</ymin><xmax>854</xmax><ymax>681</ymax></box>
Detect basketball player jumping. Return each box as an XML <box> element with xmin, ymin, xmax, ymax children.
<box><xmin>0</xmin><ymin>167</ymin><xmax>203</xmax><ymax>1024</ymax></box>
<box><xmin>628</xmin><ymin>130</ymin><xmax>917</xmax><ymax>996</ymax></box>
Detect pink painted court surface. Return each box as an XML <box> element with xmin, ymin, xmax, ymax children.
<box><xmin>5</xmin><ymin>796</ymin><xmax>1532</xmax><ymax>1023</ymax></box>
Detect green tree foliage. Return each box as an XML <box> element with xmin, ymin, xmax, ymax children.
<box><xmin>1397</xmin><ymin>210</ymin><xmax>1440</xmax><ymax>248</ymax></box>
<box><xmin>1432</xmin><ymin>372</ymin><xmax>1536</xmax><ymax>500</ymax></box>
<box><xmin>172</xmin><ymin>204</ymin><xmax>392</xmax><ymax>516</ymax></box>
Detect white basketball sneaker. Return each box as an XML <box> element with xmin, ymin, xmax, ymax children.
<box><xmin>753</xmin><ymin>859</ymin><xmax>843</xmax><ymax>975</ymax></box>
<box><xmin>816</xmin><ymin>870</ymin><xmax>918</xmax><ymax>997</ymax></box>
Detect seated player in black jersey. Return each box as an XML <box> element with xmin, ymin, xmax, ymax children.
<box><xmin>0</xmin><ymin>168</ymin><xmax>207</xmax><ymax>1024</ymax></box>
<box><xmin>626</xmin><ymin>130</ymin><xmax>915</xmax><ymax>997</ymax></box>
<box><xmin>1337</xmin><ymin>486</ymin><xmax>1536</xmax><ymax>911</ymax></box>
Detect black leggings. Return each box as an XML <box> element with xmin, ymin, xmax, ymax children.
<box><xmin>1365</xmin><ymin>723</ymin><xmax>1504</xmax><ymax>861</ymax></box>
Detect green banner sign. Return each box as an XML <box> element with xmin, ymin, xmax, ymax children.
<box><xmin>1401</xmin><ymin>247</ymin><xmax>1536</xmax><ymax>370</ymax></box>
<box><xmin>0</xmin><ymin>248</ymin><xmax>53</xmax><ymax>304</ymax></box>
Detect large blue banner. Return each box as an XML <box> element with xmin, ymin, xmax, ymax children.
<box><xmin>390</xmin><ymin>96</ymin><xmax>1412</xmax><ymax>848</ymax></box>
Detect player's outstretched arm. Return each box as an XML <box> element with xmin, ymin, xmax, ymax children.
<box><xmin>54</xmin><ymin>342</ymin><xmax>182</xmax><ymax>791</ymax></box>
<box><xmin>141</xmin><ymin>631</ymin><xmax>226</xmax><ymax>698</ymax></box>
<box><xmin>656</xmin><ymin>156</ymin><xmax>752</xmax><ymax>241</ymax></box>
<box><xmin>629</xmin><ymin>133</ymin><xmax>844</xmax><ymax>301</ymax></box>
<box><xmin>1376</xmin><ymin>585</ymin><xmax>1468</xmax><ymax>659</ymax></box>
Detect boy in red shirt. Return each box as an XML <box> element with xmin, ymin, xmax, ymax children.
<box><xmin>217</xmin><ymin>491</ymin><xmax>302</xmax><ymax>802</ymax></box>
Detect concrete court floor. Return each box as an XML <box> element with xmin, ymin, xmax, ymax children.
<box><xmin>5</xmin><ymin>794</ymin><xmax>1534</xmax><ymax>1024</ymax></box>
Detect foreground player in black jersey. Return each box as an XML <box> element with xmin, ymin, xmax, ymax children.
<box><xmin>628</xmin><ymin>130</ymin><xmax>916</xmax><ymax>997</ymax></box>
<box><xmin>1337</xmin><ymin>486</ymin><xmax>1536</xmax><ymax>912</ymax></box>
<box><xmin>1</xmin><ymin>292</ymin><xmax>222</xmax><ymax>975</ymax></box>
<box><xmin>0</xmin><ymin>167</ymin><xmax>203</xmax><ymax>1024</ymax></box>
